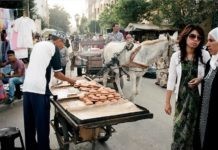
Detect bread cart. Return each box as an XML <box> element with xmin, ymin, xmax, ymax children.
<box><xmin>50</xmin><ymin>79</ymin><xmax>153</xmax><ymax>150</ymax></box>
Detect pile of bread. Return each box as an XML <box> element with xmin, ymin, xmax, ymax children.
<box><xmin>74</xmin><ymin>81</ymin><xmax>122</xmax><ymax>105</ymax></box>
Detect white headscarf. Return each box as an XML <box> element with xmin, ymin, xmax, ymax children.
<box><xmin>208</xmin><ymin>27</ymin><xmax>218</xmax><ymax>70</ymax></box>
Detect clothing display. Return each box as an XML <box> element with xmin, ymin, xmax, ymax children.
<box><xmin>14</xmin><ymin>16</ymin><xmax>36</xmax><ymax>48</ymax></box>
<box><xmin>4</xmin><ymin>16</ymin><xmax>36</xmax><ymax>59</ymax></box>
<box><xmin>0</xmin><ymin>8</ymin><xmax>14</xmax><ymax>31</ymax></box>
<box><xmin>0</xmin><ymin>8</ymin><xmax>34</xmax><ymax>59</ymax></box>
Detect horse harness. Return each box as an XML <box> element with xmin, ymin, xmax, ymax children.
<box><xmin>91</xmin><ymin>42</ymin><xmax>135</xmax><ymax>79</ymax></box>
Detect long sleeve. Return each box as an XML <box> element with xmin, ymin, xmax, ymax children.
<box><xmin>167</xmin><ymin>52</ymin><xmax>178</xmax><ymax>91</ymax></box>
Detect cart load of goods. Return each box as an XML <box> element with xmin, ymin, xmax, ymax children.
<box><xmin>51</xmin><ymin>79</ymin><xmax>153</xmax><ymax>122</ymax></box>
<box><xmin>74</xmin><ymin>80</ymin><xmax>122</xmax><ymax>105</ymax></box>
<box><xmin>51</xmin><ymin>80</ymin><xmax>122</xmax><ymax>106</ymax></box>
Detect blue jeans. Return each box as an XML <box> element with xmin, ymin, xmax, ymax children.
<box><xmin>8</xmin><ymin>77</ymin><xmax>24</xmax><ymax>100</ymax></box>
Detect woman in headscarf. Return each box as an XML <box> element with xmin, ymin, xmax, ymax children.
<box><xmin>199</xmin><ymin>27</ymin><xmax>218</xmax><ymax>150</ymax></box>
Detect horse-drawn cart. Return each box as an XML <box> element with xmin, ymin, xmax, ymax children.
<box><xmin>50</xmin><ymin>78</ymin><xmax>153</xmax><ymax>150</ymax></box>
<box><xmin>71</xmin><ymin>39</ymin><xmax>105</xmax><ymax>77</ymax></box>
<box><xmin>74</xmin><ymin>49</ymin><xmax>104</xmax><ymax>77</ymax></box>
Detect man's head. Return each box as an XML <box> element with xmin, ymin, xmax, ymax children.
<box><xmin>7</xmin><ymin>50</ymin><xmax>16</xmax><ymax>62</ymax></box>
<box><xmin>112</xmin><ymin>23</ymin><xmax>120</xmax><ymax>33</ymax></box>
<box><xmin>99</xmin><ymin>34</ymin><xmax>104</xmax><ymax>39</ymax></box>
<box><xmin>51</xmin><ymin>31</ymin><xmax>66</xmax><ymax>49</ymax></box>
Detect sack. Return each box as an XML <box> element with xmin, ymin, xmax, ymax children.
<box><xmin>0</xmin><ymin>85</ymin><xmax>7</xmax><ymax>100</ymax></box>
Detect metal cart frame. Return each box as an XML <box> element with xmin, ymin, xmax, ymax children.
<box><xmin>50</xmin><ymin>96</ymin><xmax>153</xmax><ymax>150</ymax></box>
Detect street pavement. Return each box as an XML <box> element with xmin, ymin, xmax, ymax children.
<box><xmin>0</xmin><ymin>46</ymin><xmax>176</xmax><ymax>150</ymax></box>
<box><xmin>0</xmin><ymin>72</ymin><xmax>175</xmax><ymax>150</ymax></box>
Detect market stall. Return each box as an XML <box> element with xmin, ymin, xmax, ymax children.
<box><xmin>50</xmin><ymin>77</ymin><xmax>153</xmax><ymax>150</ymax></box>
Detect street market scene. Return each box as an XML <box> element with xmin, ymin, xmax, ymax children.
<box><xmin>0</xmin><ymin>0</ymin><xmax>218</xmax><ymax>150</ymax></box>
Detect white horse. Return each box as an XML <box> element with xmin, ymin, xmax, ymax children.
<box><xmin>103</xmin><ymin>33</ymin><xmax>177</xmax><ymax>101</ymax></box>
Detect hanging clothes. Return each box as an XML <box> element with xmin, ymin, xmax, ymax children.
<box><xmin>1</xmin><ymin>40</ymin><xmax>10</xmax><ymax>62</ymax></box>
<box><xmin>14</xmin><ymin>16</ymin><xmax>36</xmax><ymax>48</ymax></box>
<box><xmin>1</xmin><ymin>29</ymin><xmax>10</xmax><ymax>62</ymax></box>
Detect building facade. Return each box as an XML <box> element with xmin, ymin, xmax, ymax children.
<box><xmin>87</xmin><ymin>0</ymin><xmax>117</xmax><ymax>21</ymax></box>
<box><xmin>35</xmin><ymin>0</ymin><xmax>49</xmax><ymax>25</ymax></box>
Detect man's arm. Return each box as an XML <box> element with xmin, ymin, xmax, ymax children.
<box><xmin>54</xmin><ymin>71</ymin><xmax>76</xmax><ymax>85</ymax></box>
<box><xmin>52</xmin><ymin>47</ymin><xmax>76</xmax><ymax>84</ymax></box>
<box><xmin>6</xmin><ymin>69</ymin><xmax>22</xmax><ymax>78</ymax></box>
<box><xmin>0</xmin><ymin>61</ymin><xmax>9</xmax><ymax>67</ymax></box>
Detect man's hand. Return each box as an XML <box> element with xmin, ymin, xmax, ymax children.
<box><xmin>68</xmin><ymin>78</ymin><xmax>76</xmax><ymax>85</ymax></box>
<box><xmin>54</xmin><ymin>71</ymin><xmax>76</xmax><ymax>85</ymax></box>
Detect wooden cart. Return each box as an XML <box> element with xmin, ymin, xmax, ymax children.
<box><xmin>50</xmin><ymin>80</ymin><xmax>153</xmax><ymax>150</ymax></box>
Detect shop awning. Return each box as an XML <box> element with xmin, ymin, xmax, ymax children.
<box><xmin>0</xmin><ymin>0</ymin><xmax>23</xmax><ymax>9</ymax></box>
<box><xmin>125</xmin><ymin>23</ymin><xmax>175</xmax><ymax>32</ymax></box>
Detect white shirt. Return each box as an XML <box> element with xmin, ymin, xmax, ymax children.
<box><xmin>167</xmin><ymin>49</ymin><xmax>210</xmax><ymax>100</ymax></box>
<box><xmin>23</xmin><ymin>41</ymin><xmax>56</xmax><ymax>94</ymax></box>
<box><xmin>14</xmin><ymin>16</ymin><xmax>36</xmax><ymax>48</ymax></box>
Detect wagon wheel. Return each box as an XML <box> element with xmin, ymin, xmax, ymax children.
<box><xmin>98</xmin><ymin>125</ymin><xmax>112</xmax><ymax>143</ymax></box>
<box><xmin>54</xmin><ymin>114</ymin><xmax>70</xmax><ymax>150</ymax></box>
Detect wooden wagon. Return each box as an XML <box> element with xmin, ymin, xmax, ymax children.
<box><xmin>50</xmin><ymin>78</ymin><xmax>153</xmax><ymax>150</ymax></box>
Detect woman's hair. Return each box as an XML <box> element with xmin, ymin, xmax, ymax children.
<box><xmin>178</xmin><ymin>24</ymin><xmax>205</xmax><ymax>63</ymax></box>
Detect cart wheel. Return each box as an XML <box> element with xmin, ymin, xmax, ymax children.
<box><xmin>54</xmin><ymin>114</ymin><xmax>70</xmax><ymax>150</ymax></box>
<box><xmin>113</xmin><ymin>77</ymin><xmax>124</xmax><ymax>91</ymax></box>
<box><xmin>98</xmin><ymin>125</ymin><xmax>112</xmax><ymax>143</ymax></box>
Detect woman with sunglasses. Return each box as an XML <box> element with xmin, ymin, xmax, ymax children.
<box><xmin>198</xmin><ymin>27</ymin><xmax>218</xmax><ymax>150</ymax></box>
<box><xmin>164</xmin><ymin>24</ymin><xmax>210</xmax><ymax>150</ymax></box>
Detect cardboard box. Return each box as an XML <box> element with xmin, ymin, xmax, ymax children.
<box><xmin>79</xmin><ymin>127</ymin><xmax>100</xmax><ymax>141</ymax></box>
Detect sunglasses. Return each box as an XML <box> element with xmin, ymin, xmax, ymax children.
<box><xmin>188</xmin><ymin>34</ymin><xmax>202</xmax><ymax>41</ymax></box>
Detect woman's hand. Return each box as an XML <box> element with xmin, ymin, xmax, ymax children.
<box><xmin>188</xmin><ymin>77</ymin><xmax>202</xmax><ymax>88</ymax></box>
<box><xmin>165</xmin><ymin>101</ymin><xmax>172</xmax><ymax>115</ymax></box>
<box><xmin>165</xmin><ymin>90</ymin><xmax>172</xmax><ymax>115</ymax></box>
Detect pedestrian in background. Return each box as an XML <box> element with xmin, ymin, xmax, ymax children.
<box><xmin>164</xmin><ymin>24</ymin><xmax>210</xmax><ymax>150</ymax></box>
<box><xmin>23</xmin><ymin>31</ymin><xmax>76</xmax><ymax>150</ymax></box>
<box><xmin>1</xmin><ymin>50</ymin><xmax>25</xmax><ymax>104</ymax></box>
<box><xmin>55</xmin><ymin>32</ymin><xmax>69</xmax><ymax>75</ymax></box>
<box><xmin>125</xmin><ymin>33</ymin><xmax>134</xmax><ymax>42</ymax></box>
<box><xmin>198</xmin><ymin>27</ymin><xmax>218</xmax><ymax>150</ymax></box>
<box><xmin>97</xmin><ymin>34</ymin><xmax>105</xmax><ymax>49</ymax></box>
<box><xmin>106</xmin><ymin>23</ymin><xmax>124</xmax><ymax>44</ymax></box>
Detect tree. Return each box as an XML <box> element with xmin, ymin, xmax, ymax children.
<box><xmin>99</xmin><ymin>6</ymin><xmax>118</xmax><ymax>30</ymax></box>
<box><xmin>78</xmin><ymin>15</ymin><xmax>88</xmax><ymax>34</ymax></box>
<box><xmin>49</xmin><ymin>5</ymin><xmax>71</xmax><ymax>32</ymax></box>
<box><xmin>88</xmin><ymin>20</ymin><xmax>101</xmax><ymax>33</ymax></box>
<box><xmin>99</xmin><ymin>0</ymin><xmax>151</xmax><ymax>30</ymax></box>
<box><xmin>114</xmin><ymin>0</ymin><xmax>151</xmax><ymax>27</ymax></box>
<box><xmin>29</xmin><ymin>0</ymin><xmax>37</xmax><ymax>19</ymax></box>
<box><xmin>148</xmin><ymin>0</ymin><xmax>215</xmax><ymax>29</ymax></box>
